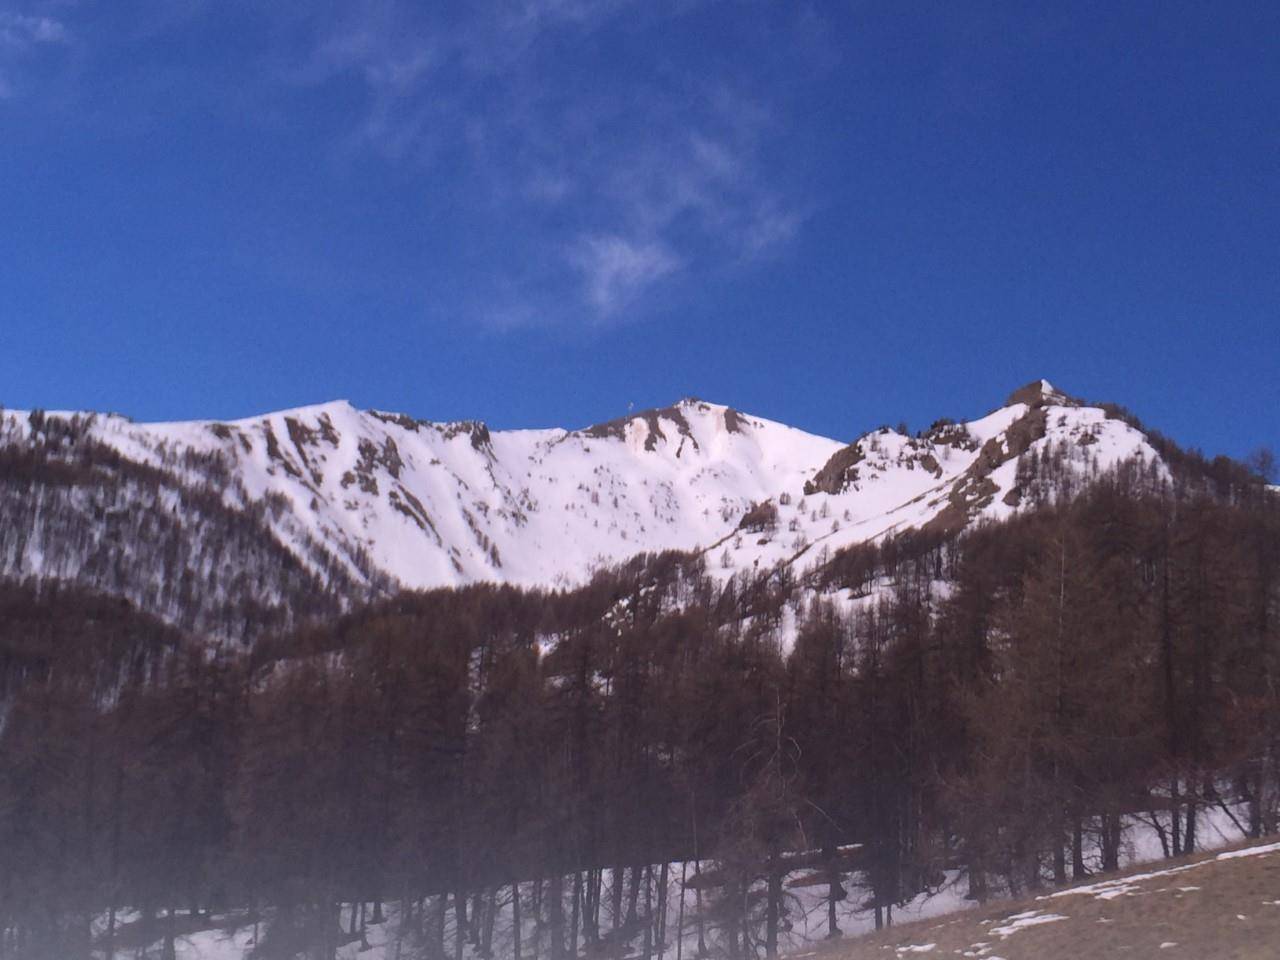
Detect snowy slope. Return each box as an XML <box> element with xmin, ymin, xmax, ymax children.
<box><xmin>0</xmin><ymin>381</ymin><xmax>1167</xmax><ymax>604</ymax></box>
<box><xmin>711</xmin><ymin>380</ymin><xmax>1165</xmax><ymax>577</ymax></box>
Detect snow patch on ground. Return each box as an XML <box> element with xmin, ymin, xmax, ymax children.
<box><xmin>987</xmin><ymin>909</ymin><xmax>1069</xmax><ymax>938</ymax></box>
<box><xmin>1042</xmin><ymin>837</ymin><xmax>1280</xmax><ymax>906</ymax></box>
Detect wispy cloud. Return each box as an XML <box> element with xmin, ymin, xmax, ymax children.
<box><xmin>571</xmin><ymin>234</ymin><xmax>681</xmax><ymax>316</ymax></box>
<box><xmin>4</xmin><ymin>1</ymin><xmax>820</xmax><ymax>325</ymax></box>
<box><xmin>0</xmin><ymin>11</ymin><xmax>64</xmax><ymax>44</ymax></box>
<box><xmin>0</xmin><ymin>7</ymin><xmax>69</xmax><ymax>98</ymax></box>
<box><xmin>280</xmin><ymin>2</ymin><xmax>813</xmax><ymax>324</ymax></box>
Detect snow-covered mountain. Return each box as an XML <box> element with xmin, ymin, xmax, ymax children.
<box><xmin>0</xmin><ymin>380</ymin><xmax>1165</xmax><ymax>636</ymax></box>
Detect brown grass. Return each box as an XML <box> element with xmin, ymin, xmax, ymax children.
<box><xmin>812</xmin><ymin>839</ymin><xmax>1280</xmax><ymax>960</ymax></box>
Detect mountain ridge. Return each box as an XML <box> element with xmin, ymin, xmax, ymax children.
<box><xmin>0</xmin><ymin>381</ymin><xmax>1203</xmax><ymax>639</ymax></box>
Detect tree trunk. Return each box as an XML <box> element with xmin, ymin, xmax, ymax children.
<box><xmin>548</xmin><ymin>875</ymin><xmax>565</xmax><ymax>960</ymax></box>
<box><xmin>725</xmin><ymin>882</ymin><xmax>740</xmax><ymax>959</ymax></box>
<box><xmin>480</xmin><ymin>888</ymin><xmax>496</xmax><ymax>959</ymax></box>
<box><xmin>765</xmin><ymin>846</ymin><xmax>782</xmax><ymax>958</ymax></box>
<box><xmin>531</xmin><ymin>878</ymin><xmax>543</xmax><ymax>960</ymax></box>
<box><xmin>1249</xmin><ymin>759</ymin><xmax>1264</xmax><ymax>839</ymax></box>
<box><xmin>1072</xmin><ymin>815</ymin><xmax>1087</xmax><ymax>879</ymax></box>
<box><xmin>105</xmin><ymin>905</ymin><xmax>117</xmax><ymax>960</ymax></box>
<box><xmin>676</xmin><ymin>861</ymin><xmax>688</xmax><ymax>960</ymax></box>
<box><xmin>454</xmin><ymin>889</ymin><xmax>467</xmax><ymax>960</ymax></box>
<box><xmin>161</xmin><ymin>906</ymin><xmax>176</xmax><ymax>960</ymax></box>
<box><xmin>642</xmin><ymin>865</ymin><xmax>654</xmax><ymax>960</ymax></box>
<box><xmin>694</xmin><ymin>862</ymin><xmax>708</xmax><ymax>958</ymax></box>
<box><xmin>106</xmin><ymin>759</ymin><xmax>125</xmax><ymax>960</ymax></box>
<box><xmin>583</xmin><ymin>869</ymin><xmax>599</xmax><ymax>948</ymax></box>
<box><xmin>430</xmin><ymin>895</ymin><xmax>447</xmax><ymax>960</ymax></box>
<box><xmin>611</xmin><ymin>866</ymin><xmax>625</xmax><ymax>958</ymax></box>
<box><xmin>512</xmin><ymin>882</ymin><xmax>522</xmax><ymax>960</ymax></box>
<box><xmin>571</xmin><ymin>872</ymin><xmax>582</xmax><ymax>960</ymax></box>
<box><xmin>471</xmin><ymin>891</ymin><xmax>484</xmax><ymax>947</ymax></box>
<box><xmin>1171</xmin><ymin>778</ymin><xmax>1183</xmax><ymax>857</ymax></box>
<box><xmin>626</xmin><ymin>866</ymin><xmax>641</xmax><ymax>925</ymax></box>
<box><xmin>393</xmin><ymin>898</ymin><xmax>406</xmax><ymax>960</ymax></box>
<box><xmin>1101</xmin><ymin>812</ymin><xmax>1121</xmax><ymax>872</ymax></box>
<box><xmin>656</xmin><ymin>862</ymin><xmax>669</xmax><ymax>958</ymax></box>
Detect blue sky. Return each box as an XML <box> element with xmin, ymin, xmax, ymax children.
<box><xmin>0</xmin><ymin>1</ymin><xmax>1276</xmax><ymax>459</ymax></box>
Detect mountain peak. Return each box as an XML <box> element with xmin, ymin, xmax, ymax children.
<box><xmin>1005</xmin><ymin>379</ymin><xmax>1077</xmax><ymax>408</ymax></box>
<box><xmin>578</xmin><ymin>396</ymin><xmax>754</xmax><ymax>447</ymax></box>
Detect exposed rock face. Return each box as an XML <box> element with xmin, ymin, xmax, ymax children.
<box><xmin>804</xmin><ymin>442</ymin><xmax>867</xmax><ymax>496</ymax></box>
<box><xmin>925</xmin><ymin>406</ymin><xmax>1050</xmax><ymax>535</ymax></box>
<box><xmin>581</xmin><ymin>403</ymin><xmax>700</xmax><ymax>453</ymax></box>
<box><xmin>1005</xmin><ymin>378</ymin><xmax>1079</xmax><ymax>409</ymax></box>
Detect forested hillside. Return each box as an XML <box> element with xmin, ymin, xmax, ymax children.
<box><xmin>0</xmin><ymin>432</ymin><xmax>1275</xmax><ymax>959</ymax></box>
<box><xmin>0</xmin><ymin>411</ymin><xmax>375</xmax><ymax>642</ymax></box>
